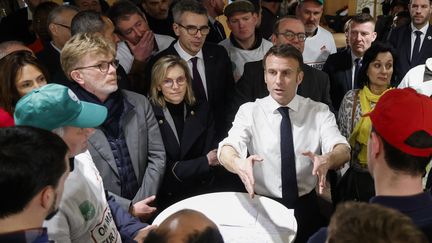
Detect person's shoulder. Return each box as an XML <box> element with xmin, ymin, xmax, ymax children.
<box><xmin>318</xmin><ymin>25</ymin><xmax>334</xmax><ymax>36</ymax></box>
<box><xmin>122</xmin><ymin>90</ymin><xmax>151</xmax><ymax>104</ymax></box>
<box><xmin>218</xmin><ymin>38</ymin><xmax>230</xmax><ymax>47</ymax></box>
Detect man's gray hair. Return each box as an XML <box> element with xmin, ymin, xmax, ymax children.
<box><xmin>47</xmin><ymin>5</ymin><xmax>79</xmax><ymax>36</ymax></box>
<box><xmin>71</xmin><ymin>10</ymin><xmax>105</xmax><ymax>35</ymax></box>
<box><xmin>172</xmin><ymin>0</ymin><xmax>207</xmax><ymax>23</ymax></box>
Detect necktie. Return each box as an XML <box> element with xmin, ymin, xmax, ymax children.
<box><xmin>214</xmin><ymin>20</ymin><xmax>226</xmax><ymax>41</ymax></box>
<box><xmin>278</xmin><ymin>107</ymin><xmax>298</xmax><ymax>208</ymax></box>
<box><xmin>411</xmin><ymin>30</ymin><xmax>422</xmax><ymax>62</ymax></box>
<box><xmin>353</xmin><ymin>58</ymin><xmax>362</xmax><ymax>89</ymax></box>
<box><xmin>190</xmin><ymin>57</ymin><xmax>207</xmax><ymax>101</ymax></box>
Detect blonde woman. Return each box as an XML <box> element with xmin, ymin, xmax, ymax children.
<box><xmin>150</xmin><ymin>55</ymin><xmax>219</xmax><ymax>210</ymax></box>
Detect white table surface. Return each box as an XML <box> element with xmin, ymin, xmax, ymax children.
<box><xmin>152</xmin><ymin>192</ymin><xmax>297</xmax><ymax>243</ymax></box>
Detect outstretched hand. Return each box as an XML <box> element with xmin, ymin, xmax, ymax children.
<box><xmin>302</xmin><ymin>151</ymin><xmax>331</xmax><ymax>195</ymax></box>
<box><xmin>235</xmin><ymin>155</ymin><xmax>263</xmax><ymax>198</ymax></box>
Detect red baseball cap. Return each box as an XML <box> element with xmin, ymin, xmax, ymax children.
<box><xmin>364</xmin><ymin>88</ymin><xmax>432</xmax><ymax>157</ymax></box>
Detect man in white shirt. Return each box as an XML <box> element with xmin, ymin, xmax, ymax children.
<box><xmin>398</xmin><ymin>57</ymin><xmax>432</xmax><ymax>96</ymax></box>
<box><xmin>219</xmin><ymin>0</ymin><xmax>272</xmax><ymax>81</ymax></box>
<box><xmin>218</xmin><ymin>44</ymin><xmax>350</xmax><ymax>243</ymax></box>
<box><xmin>296</xmin><ymin>0</ymin><xmax>336</xmax><ymax>70</ymax></box>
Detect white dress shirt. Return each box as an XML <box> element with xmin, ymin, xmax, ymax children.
<box><xmin>218</xmin><ymin>95</ymin><xmax>348</xmax><ymax>198</ymax></box>
<box><xmin>410</xmin><ymin>23</ymin><xmax>429</xmax><ymax>59</ymax></box>
<box><xmin>174</xmin><ymin>41</ymin><xmax>208</xmax><ymax>97</ymax></box>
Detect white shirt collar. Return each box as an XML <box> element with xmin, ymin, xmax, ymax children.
<box><xmin>264</xmin><ymin>94</ymin><xmax>300</xmax><ymax>114</ymax></box>
<box><xmin>174</xmin><ymin>41</ymin><xmax>204</xmax><ymax>61</ymax></box>
<box><xmin>411</xmin><ymin>23</ymin><xmax>429</xmax><ymax>35</ymax></box>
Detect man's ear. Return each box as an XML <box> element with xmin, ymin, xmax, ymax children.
<box><xmin>370</xmin><ymin>131</ymin><xmax>381</xmax><ymax>159</ymax></box>
<box><xmin>48</xmin><ymin>23</ymin><xmax>57</xmax><ymax>37</ymax></box>
<box><xmin>173</xmin><ymin>23</ymin><xmax>180</xmax><ymax>37</ymax></box>
<box><xmin>297</xmin><ymin>70</ymin><xmax>304</xmax><ymax>85</ymax></box>
<box><xmin>39</xmin><ymin>186</ymin><xmax>55</xmax><ymax>211</ymax></box>
<box><xmin>70</xmin><ymin>70</ymin><xmax>85</xmax><ymax>86</ymax></box>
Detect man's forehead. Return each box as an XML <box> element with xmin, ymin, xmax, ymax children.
<box><xmin>279</xmin><ymin>19</ymin><xmax>305</xmax><ymax>32</ymax></box>
<box><xmin>180</xmin><ymin>11</ymin><xmax>207</xmax><ymax>22</ymax></box>
<box><xmin>265</xmin><ymin>55</ymin><xmax>300</xmax><ymax>69</ymax></box>
<box><xmin>350</xmin><ymin>21</ymin><xmax>375</xmax><ymax>32</ymax></box>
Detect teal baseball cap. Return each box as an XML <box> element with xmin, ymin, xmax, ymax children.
<box><xmin>300</xmin><ymin>0</ymin><xmax>324</xmax><ymax>5</ymax></box>
<box><xmin>14</xmin><ymin>84</ymin><xmax>107</xmax><ymax>131</ymax></box>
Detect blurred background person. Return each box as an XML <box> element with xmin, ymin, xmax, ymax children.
<box><xmin>149</xmin><ymin>55</ymin><xmax>218</xmax><ymax>211</ymax></box>
<box><xmin>0</xmin><ymin>51</ymin><xmax>48</xmax><ymax>128</ymax></box>
<box><xmin>336</xmin><ymin>42</ymin><xmax>396</xmax><ymax>203</ymax></box>
<box><xmin>326</xmin><ymin>201</ymin><xmax>428</xmax><ymax>243</ymax></box>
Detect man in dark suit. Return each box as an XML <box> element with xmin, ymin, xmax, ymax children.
<box><xmin>230</xmin><ymin>16</ymin><xmax>333</xmax><ymax>122</ymax></box>
<box><xmin>388</xmin><ymin>0</ymin><xmax>432</xmax><ymax>82</ymax></box>
<box><xmin>146</xmin><ymin>0</ymin><xmax>235</xmax><ymax>142</ymax></box>
<box><xmin>201</xmin><ymin>0</ymin><xmax>226</xmax><ymax>43</ymax></box>
<box><xmin>36</xmin><ymin>5</ymin><xmax>79</xmax><ymax>82</ymax></box>
<box><xmin>323</xmin><ymin>13</ymin><xmax>377</xmax><ymax>112</ymax></box>
<box><xmin>146</xmin><ymin>0</ymin><xmax>240</xmax><ymax>193</ymax></box>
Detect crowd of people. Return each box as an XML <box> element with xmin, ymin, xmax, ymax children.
<box><xmin>0</xmin><ymin>0</ymin><xmax>432</xmax><ymax>242</ymax></box>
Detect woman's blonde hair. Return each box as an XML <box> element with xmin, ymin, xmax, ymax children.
<box><xmin>150</xmin><ymin>55</ymin><xmax>196</xmax><ymax>108</ymax></box>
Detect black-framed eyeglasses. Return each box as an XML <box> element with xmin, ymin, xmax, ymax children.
<box><xmin>162</xmin><ymin>76</ymin><xmax>187</xmax><ymax>88</ymax></box>
<box><xmin>74</xmin><ymin>59</ymin><xmax>119</xmax><ymax>74</ymax></box>
<box><xmin>53</xmin><ymin>23</ymin><xmax>71</xmax><ymax>30</ymax></box>
<box><xmin>177</xmin><ymin>23</ymin><xmax>210</xmax><ymax>35</ymax></box>
<box><xmin>276</xmin><ymin>31</ymin><xmax>307</xmax><ymax>42</ymax></box>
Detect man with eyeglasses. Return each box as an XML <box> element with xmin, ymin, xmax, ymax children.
<box><xmin>36</xmin><ymin>5</ymin><xmax>79</xmax><ymax>81</ymax></box>
<box><xmin>230</xmin><ymin>16</ymin><xmax>333</xmax><ymax>122</ymax></box>
<box><xmin>146</xmin><ymin>0</ymin><xmax>241</xmax><ymax>192</ymax></box>
<box><xmin>14</xmin><ymin>83</ymin><xmax>157</xmax><ymax>242</ymax></box>
<box><xmin>147</xmin><ymin>0</ymin><xmax>235</xmax><ymax>143</ymax></box>
<box><xmin>219</xmin><ymin>0</ymin><xmax>272</xmax><ymax>82</ymax></box>
<box><xmin>61</xmin><ymin>33</ymin><xmax>166</xmax><ymax>225</ymax></box>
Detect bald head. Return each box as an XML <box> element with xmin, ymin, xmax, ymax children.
<box><xmin>144</xmin><ymin>209</ymin><xmax>224</xmax><ymax>243</ymax></box>
<box><xmin>0</xmin><ymin>41</ymin><xmax>33</xmax><ymax>59</ymax></box>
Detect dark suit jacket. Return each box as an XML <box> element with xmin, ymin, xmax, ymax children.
<box><xmin>152</xmin><ymin>101</ymin><xmax>216</xmax><ymax>210</ymax></box>
<box><xmin>36</xmin><ymin>43</ymin><xmax>61</xmax><ymax>79</ymax></box>
<box><xmin>322</xmin><ymin>48</ymin><xmax>353</xmax><ymax>112</ymax></box>
<box><xmin>205</xmin><ymin>19</ymin><xmax>226</xmax><ymax>44</ymax></box>
<box><xmin>388</xmin><ymin>24</ymin><xmax>432</xmax><ymax>82</ymax></box>
<box><xmin>229</xmin><ymin>60</ymin><xmax>333</xmax><ymax>122</ymax></box>
<box><xmin>0</xmin><ymin>7</ymin><xmax>35</xmax><ymax>45</ymax></box>
<box><xmin>146</xmin><ymin>42</ymin><xmax>235</xmax><ymax>142</ymax></box>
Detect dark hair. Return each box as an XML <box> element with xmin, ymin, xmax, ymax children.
<box><xmin>71</xmin><ymin>10</ymin><xmax>105</xmax><ymax>35</ymax></box>
<box><xmin>0</xmin><ymin>51</ymin><xmax>49</xmax><ymax>114</ymax></box>
<box><xmin>0</xmin><ymin>126</ymin><xmax>68</xmax><ymax>218</ymax></box>
<box><xmin>350</xmin><ymin>13</ymin><xmax>375</xmax><ymax>25</ymax></box>
<box><xmin>328</xmin><ymin>201</ymin><xmax>428</xmax><ymax>243</ymax></box>
<box><xmin>373</xmin><ymin>127</ymin><xmax>432</xmax><ymax>176</ymax></box>
<box><xmin>33</xmin><ymin>1</ymin><xmax>59</xmax><ymax>43</ymax></box>
<box><xmin>144</xmin><ymin>226</ymin><xmax>224</xmax><ymax>243</ymax></box>
<box><xmin>357</xmin><ymin>41</ymin><xmax>397</xmax><ymax>89</ymax></box>
<box><xmin>263</xmin><ymin>44</ymin><xmax>303</xmax><ymax>70</ymax></box>
<box><xmin>172</xmin><ymin>0</ymin><xmax>207</xmax><ymax>24</ymax></box>
<box><xmin>272</xmin><ymin>15</ymin><xmax>301</xmax><ymax>35</ymax></box>
<box><xmin>107</xmin><ymin>0</ymin><xmax>144</xmax><ymax>33</ymax></box>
